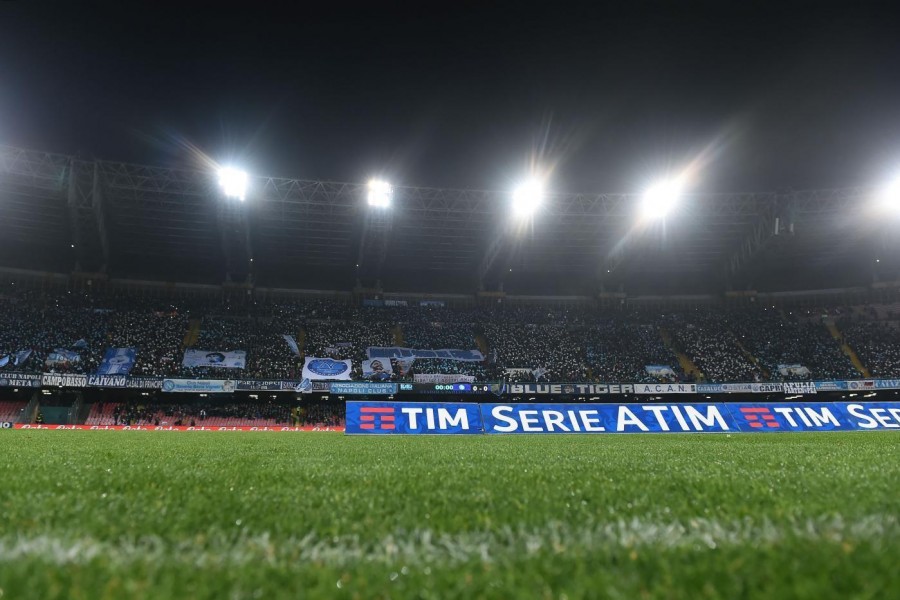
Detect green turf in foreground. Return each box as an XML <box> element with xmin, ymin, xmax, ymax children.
<box><xmin>0</xmin><ymin>431</ymin><xmax>897</xmax><ymax>599</ymax></box>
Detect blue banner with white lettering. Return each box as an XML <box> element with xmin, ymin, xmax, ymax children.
<box><xmin>346</xmin><ymin>401</ymin><xmax>482</xmax><ymax>434</ymax></box>
<box><xmin>331</xmin><ymin>382</ymin><xmax>398</xmax><ymax>395</ymax></box>
<box><xmin>96</xmin><ymin>347</ymin><xmax>137</xmax><ymax>376</ymax></box>
<box><xmin>482</xmin><ymin>403</ymin><xmax>733</xmax><ymax>434</ymax></box>
<box><xmin>345</xmin><ymin>401</ymin><xmax>900</xmax><ymax>435</ymax></box>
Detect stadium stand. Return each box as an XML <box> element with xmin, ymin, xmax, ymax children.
<box><xmin>4</xmin><ymin>288</ymin><xmax>900</xmax><ymax>383</ymax></box>
<box><xmin>0</xmin><ymin>401</ymin><xmax>26</xmax><ymax>423</ymax></box>
<box><xmin>82</xmin><ymin>400</ymin><xmax>343</xmax><ymax>427</ymax></box>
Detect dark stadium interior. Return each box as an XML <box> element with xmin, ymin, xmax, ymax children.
<box><xmin>2</xmin><ymin>3</ymin><xmax>900</xmax><ymax>599</ymax></box>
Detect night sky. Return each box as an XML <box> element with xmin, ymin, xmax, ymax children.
<box><xmin>2</xmin><ymin>1</ymin><xmax>900</xmax><ymax>194</ymax></box>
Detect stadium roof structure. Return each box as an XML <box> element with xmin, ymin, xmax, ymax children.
<box><xmin>0</xmin><ymin>144</ymin><xmax>894</xmax><ymax>295</ymax></box>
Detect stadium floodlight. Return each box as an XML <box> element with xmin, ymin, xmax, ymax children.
<box><xmin>367</xmin><ymin>179</ymin><xmax>392</xmax><ymax>208</ymax></box>
<box><xmin>880</xmin><ymin>177</ymin><xmax>900</xmax><ymax>213</ymax></box>
<box><xmin>640</xmin><ymin>178</ymin><xmax>683</xmax><ymax>220</ymax></box>
<box><xmin>218</xmin><ymin>167</ymin><xmax>248</xmax><ymax>201</ymax></box>
<box><xmin>512</xmin><ymin>179</ymin><xmax>544</xmax><ymax>218</ymax></box>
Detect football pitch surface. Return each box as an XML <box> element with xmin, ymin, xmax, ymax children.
<box><xmin>0</xmin><ymin>431</ymin><xmax>897</xmax><ymax>599</ymax></box>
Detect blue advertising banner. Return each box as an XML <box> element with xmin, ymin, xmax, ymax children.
<box><xmin>331</xmin><ymin>382</ymin><xmax>398</xmax><ymax>395</ymax></box>
<box><xmin>482</xmin><ymin>403</ymin><xmax>733</xmax><ymax>434</ymax></box>
<box><xmin>345</xmin><ymin>401</ymin><xmax>482</xmax><ymax>434</ymax></box>
<box><xmin>345</xmin><ymin>401</ymin><xmax>900</xmax><ymax>435</ymax></box>
<box><xmin>96</xmin><ymin>348</ymin><xmax>137</xmax><ymax>376</ymax></box>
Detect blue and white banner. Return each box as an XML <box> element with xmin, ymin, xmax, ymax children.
<box><xmin>13</xmin><ymin>349</ymin><xmax>32</xmax><ymax>367</ymax></box>
<box><xmin>45</xmin><ymin>348</ymin><xmax>81</xmax><ymax>367</ymax></box>
<box><xmin>645</xmin><ymin>365</ymin><xmax>677</xmax><ymax>378</ymax></box>
<box><xmin>182</xmin><ymin>349</ymin><xmax>246</xmax><ymax>369</ymax></box>
<box><xmin>0</xmin><ymin>372</ymin><xmax>41</xmax><ymax>388</ymax></box>
<box><xmin>346</xmin><ymin>401</ymin><xmax>482</xmax><ymax>434</ymax></box>
<box><xmin>697</xmin><ymin>383</ymin><xmax>754</xmax><ymax>394</ymax></box>
<box><xmin>161</xmin><ymin>379</ymin><xmax>235</xmax><ymax>393</ymax></box>
<box><xmin>362</xmin><ymin>358</ymin><xmax>394</xmax><ymax>381</ymax></box>
<box><xmin>482</xmin><ymin>403</ymin><xmax>732</xmax><ymax>434</ymax></box>
<box><xmin>302</xmin><ymin>357</ymin><xmax>353</xmax><ymax>381</ymax></box>
<box><xmin>331</xmin><ymin>382</ymin><xmax>398</xmax><ymax>395</ymax></box>
<box><xmin>367</xmin><ymin>347</ymin><xmax>485</xmax><ymax>362</ymax></box>
<box><xmin>778</xmin><ymin>364</ymin><xmax>811</xmax><ymax>378</ymax></box>
<box><xmin>282</xmin><ymin>335</ymin><xmax>301</xmax><ymax>357</ymax></box>
<box><xmin>345</xmin><ymin>401</ymin><xmax>900</xmax><ymax>435</ymax></box>
<box><xmin>96</xmin><ymin>348</ymin><xmax>137</xmax><ymax>376</ymax></box>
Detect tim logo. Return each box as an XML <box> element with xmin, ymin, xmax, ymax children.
<box><xmin>359</xmin><ymin>406</ymin><xmax>396</xmax><ymax>430</ymax></box>
<box><xmin>739</xmin><ymin>407</ymin><xmax>780</xmax><ymax>429</ymax></box>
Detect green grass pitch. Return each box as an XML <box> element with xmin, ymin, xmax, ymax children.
<box><xmin>0</xmin><ymin>430</ymin><xmax>897</xmax><ymax>599</ymax></box>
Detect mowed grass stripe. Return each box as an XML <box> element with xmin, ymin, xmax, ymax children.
<box><xmin>0</xmin><ymin>514</ymin><xmax>896</xmax><ymax>567</ymax></box>
<box><xmin>0</xmin><ymin>430</ymin><xmax>897</xmax><ymax>599</ymax></box>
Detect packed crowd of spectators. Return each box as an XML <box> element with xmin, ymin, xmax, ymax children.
<box><xmin>842</xmin><ymin>322</ymin><xmax>900</xmax><ymax>378</ymax></box>
<box><xmin>4</xmin><ymin>288</ymin><xmax>900</xmax><ymax>383</ymax></box>
<box><xmin>729</xmin><ymin>308</ymin><xmax>857</xmax><ymax>381</ymax></box>
<box><xmin>670</xmin><ymin>311</ymin><xmax>762</xmax><ymax>383</ymax></box>
<box><xmin>585</xmin><ymin>318</ymin><xmax>681</xmax><ymax>383</ymax></box>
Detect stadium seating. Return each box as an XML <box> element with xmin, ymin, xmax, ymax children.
<box><xmin>3</xmin><ymin>289</ymin><xmax>900</xmax><ymax>383</ymax></box>
<box><xmin>0</xmin><ymin>401</ymin><xmax>26</xmax><ymax>423</ymax></box>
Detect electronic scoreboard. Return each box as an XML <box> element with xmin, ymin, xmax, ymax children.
<box><xmin>398</xmin><ymin>383</ymin><xmax>494</xmax><ymax>394</ymax></box>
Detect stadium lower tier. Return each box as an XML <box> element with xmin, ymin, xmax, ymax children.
<box><xmin>2</xmin><ymin>290</ymin><xmax>900</xmax><ymax>384</ymax></box>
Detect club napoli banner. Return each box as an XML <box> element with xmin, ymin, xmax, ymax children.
<box><xmin>0</xmin><ymin>372</ymin><xmax>42</xmax><ymax>388</ymax></box>
<box><xmin>346</xmin><ymin>401</ymin><xmax>900</xmax><ymax>435</ymax></box>
<box><xmin>302</xmin><ymin>357</ymin><xmax>353</xmax><ymax>381</ymax></box>
<box><xmin>182</xmin><ymin>349</ymin><xmax>246</xmax><ymax>369</ymax></box>
<box><xmin>96</xmin><ymin>347</ymin><xmax>137</xmax><ymax>376</ymax></box>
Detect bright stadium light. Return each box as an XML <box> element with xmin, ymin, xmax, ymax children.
<box><xmin>368</xmin><ymin>179</ymin><xmax>392</xmax><ymax>208</ymax></box>
<box><xmin>641</xmin><ymin>178</ymin><xmax>683</xmax><ymax>220</ymax></box>
<box><xmin>512</xmin><ymin>179</ymin><xmax>544</xmax><ymax>218</ymax></box>
<box><xmin>880</xmin><ymin>177</ymin><xmax>900</xmax><ymax>213</ymax></box>
<box><xmin>218</xmin><ymin>167</ymin><xmax>248</xmax><ymax>201</ymax></box>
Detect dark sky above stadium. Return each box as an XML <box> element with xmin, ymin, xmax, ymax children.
<box><xmin>1</xmin><ymin>1</ymin><xmax>899</xmax><ymax>194</ymax></box>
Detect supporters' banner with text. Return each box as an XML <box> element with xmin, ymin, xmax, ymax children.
<box><xmin>331</xmin><ymin>382</ymin><xmax>398</xmax><ymax>395</ymax></box>
<box><xmin>182</xmin><ymin>349</ymin><xmax>246</xmax><ymax>369</ymax></box>
<box><xmin>633</xmin><ymin>383</ymin><xmax>697</xmax><ymax>394</ymax></box>
<box><xmin>302</xmin><ymin>357</ymin><xmax>353</xmax><ymax>381</ymax></box>
<box><xmin>0</xmin><ymin>372</ymin><xmax>41</xmax><ymax>388</ymax></box>
<box><xmin>413</xmin><ymin>373</ymin><xmax>477</xmax><ymax>384</ymax></box>
<box><xmin>96</xmin><ymin>348</ymin><xmax>137</xmax><ymax>376</ymax></box>
<box><xmin>367</xmin><ymin>347</ymin><xmax>485</xmax><ymax>362</ymax></box>
<box><xmin>161</xmin><ymin>379</ymin><xmax>235</xmax><ymax>393</ymax></box>
<box><xmin>42</xmin><ymin>373</ymin><xmax>88</xmax><ymax>388</ymax></box>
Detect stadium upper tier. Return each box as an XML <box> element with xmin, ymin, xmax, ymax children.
<box><xmin>0</xmin><ymin>144</ymin><xmax>896</xmax><ymax>295</ymax></box>
<box><xmin>1</xmin><ymin>289</ymin><xmax>898</xmax><ymax>383</ymax></box>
